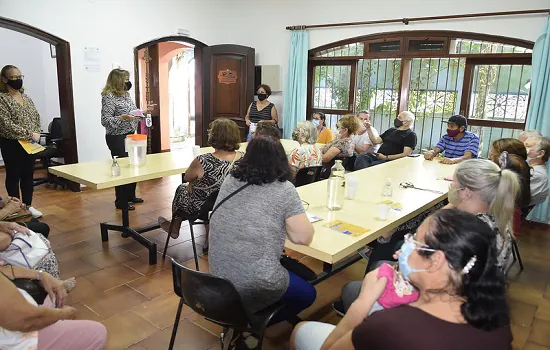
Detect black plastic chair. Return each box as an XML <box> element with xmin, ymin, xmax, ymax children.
<box><xmin>294</xmin><ymin>165</ymin><xmax>323</xmax><ymax>187</ymax></box>
<box><xmin>33</xmin><ymin>118</ymin><xmax>66</xmax><ymax>188</ymax></box>
<box><xmin>511</xmin><ymin>238</ymin><xmax>524</xmax><ymax>271</ymax></box>
<box><xmin>161</xmin><ymin>190</ymin><xmax>219</xmax><ymax>270</ymax></box>
<box><xmin>169</xmin><ymin>258</ymin><xmax>284</xmax><ymax>350</ymax></box>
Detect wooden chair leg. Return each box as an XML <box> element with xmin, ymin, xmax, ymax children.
<box><xmin>168</xmin><ymin>298</ymin><xmax>185</xmax><ymax>350</ymax></box>
<box><xmin>189</xmin><ymin>221</ymin><xmax>199</xmax><ymax>271</ymax></box>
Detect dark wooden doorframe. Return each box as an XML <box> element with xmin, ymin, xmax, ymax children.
<box><xmin>133</xmin><ymin>35</ymin><xmax>207</xmax><ymax>150</ymax></box>
<box><xmin>0</xmin><ymin>16</ymin><xmax>79</xmax><ymax>192</ymax></box>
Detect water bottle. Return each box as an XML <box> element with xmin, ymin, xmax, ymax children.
<box><xmin>327</xmin><ymin>160</ymin><xmax>345</xmax><ymax>210</ymax></box>
<box><xmin>111</xmin><ymin>156</ymin><xmax>121</xmax><ymax>177</ymax></box>
<box><xmin>382</xmin><ymin>178</ymin><xmax>392</xmax><ymax>197</ymax></box>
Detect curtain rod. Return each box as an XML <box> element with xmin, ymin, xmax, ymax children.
<box><xmin>286</xmin><ymin>9</ymin><xmax>549</xmax><ymax>30</ymax></box>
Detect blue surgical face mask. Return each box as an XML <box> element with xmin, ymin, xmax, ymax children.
<box><xmin>398</xmin><ymin>234</ymin><xmax>436</xmax><ymax>281</ymax></box>
<box><xmin>312</xmin><ymin>119</ymin><xmax>321</xmax><ymax>127</ymax></box>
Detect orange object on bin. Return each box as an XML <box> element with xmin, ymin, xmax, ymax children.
<box><xmin>126</xmin><ymin>134</ymin><xmax>147</xmax><ymax>141</ymax></box>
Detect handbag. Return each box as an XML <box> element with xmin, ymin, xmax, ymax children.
<box><xmin>12</xmin><ymin>278</ymin><xmax>48</xmax><ymax>305</ymax></box>
<box><xmin>280</xmin><ymin>254</ymin><xmax>317</xmax><ymax>282</ymax></box>
<box><xmin>0</xmin><ymin>231</ymin><xmax>49</xmax><ymax>269</ymax></box>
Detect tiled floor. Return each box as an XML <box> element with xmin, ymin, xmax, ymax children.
<box><xmin>2</xmin><ymin>170</ymin><xmax>550</xmax><ymax>349</ymax></box>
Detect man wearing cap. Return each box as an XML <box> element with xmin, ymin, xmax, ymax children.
<box><xmin>424</xmin><ymin>115</ymin><xmax>480</xmax><ymax>164</ymax></box>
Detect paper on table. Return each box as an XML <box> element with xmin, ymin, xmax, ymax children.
<box><xmin>323</xmin><ymin>220</ymin><xmax>370</xmax><ymax>237</ymax></box>
<box><xmin>18</xmin><ymin>140</ymin><xmax>45</xmax><ymax>154</ymax></box>
<box><xmin>307</xmin><ymin>213</ymin><xmax>323</xmax><ymax>223</ymax></box>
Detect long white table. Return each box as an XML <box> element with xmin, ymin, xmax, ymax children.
<box><xmin>289</xmin><ymin>157</ymin><xmax>456</xmax><ymax>282</ymax></box>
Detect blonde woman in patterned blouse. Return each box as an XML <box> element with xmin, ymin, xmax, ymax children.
<box><xmin>0</xmin><ymin>65</ymin><xmax>42</xmax><ymax>218</ymax></box>
<box><xmin>321</xmin><ymin>114</ymin><xmax>361</xmax><ymax>165</ymax></box>
<box><xmin>288</xmin><ymin>121</ymin><xmax>322</xmax><ymax>172</ymax></box>
<box><xmin>101</xmin><ymin>68</ymin><xmax>149</xmax><ymax>211</ymax></box>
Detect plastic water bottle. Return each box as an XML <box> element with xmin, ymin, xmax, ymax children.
<box><xmin>111</xmin><ymin>156</ymin><xmax>121</xmax><ymax>177</ymax></box>
<box><xmin>327</xmin><ymin>160</ymin><xmax>345</xmax><ymax>210</ymax></box>
<box><xmin>382</xmin><ymin>178</ymin><xmax>392</xmax><ymax>197</ymax></box>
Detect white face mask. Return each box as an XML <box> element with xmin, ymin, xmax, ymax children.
<box><xmin>312</xmin><ymin>119</ymin><xmax>320</xmax><ymax>127</ymax></box>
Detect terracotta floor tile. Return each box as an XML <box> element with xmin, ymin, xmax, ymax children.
<box><xmin>58</xmin><ymin>257</ymin><xmax>102</xmax><ymax>280</ymax></box>
<box><xmin>48</xmin><ymin>224</ymin><xmax>101</xmax><ymax>250</ymax></box>
<box><xmin>102</xmin><ymin>311</ymin><xmax>159</xmax><ymax>350</ymax></box>
<box><xmin>124</xmin><ymin>343</ymin><xmax>147</xmax><ymax>350</ymax></box>
<box><xmin>82</xmin><ymin>246</ymin><xmax>139</xmax><ymax>269</ymax></box>
<box><xmin>65</xmin><ymin>276</ymin><xmax>103</xmax><ymax>304</ymax></box>
<box><xmin>127</xmin><ymin>270</ymin><xmax>174</xmax><ymax>299</ymax></box>
<box><xmin>524</xmin><ymin>343</ymin><xmax>550</xmax><ymax>350</ymax></box>
<box><xmin>82</xmin><ymin>285</ymin><xmax>150</xmax><ymax>320</ymax></box>
<box><xmin>163</xmin><ymin>241</ymin><xmax>204</xmax><ymax>262</ymax></box>
<box><xmin>72</xmin><ymin>301</ymin><xmax>102</xmax><ymax>322</ymax></box>
<box><xmin>530</xmin><ymin>319</ymin><xmax>550</xmax><ymax>347</ymax></box>
<box><xmin>187</xmin><ymin>313</ymin><xmax>224</xmax><ymax>336</ymax></box>
<box><xmin>133</xmin><ymin>292</ymin><xmax>193</xmax><ymax>329</ymax></box>
<box><xmin>54</xmin><ymin>241</ymin><xmax>102</xmax><ymax>263</ymax></box>
<box><xmin>84</xmin><ymin>264</ymin><xmax>143</xmax><ymax>292</ymax></box>
<box><xmin>52</xmin><ymin>217</ymin><xmax>98</xmax><ymax>234</ymax></box>
<box><xmin>509</xmin><ymin>281</ymin><xmax>545</xmax><ymax>307</ymax></box>
<box><xmin>509</xmin><ymin>299</ymin><xmax>537</xmax><ymax>328</ymax></box>
<box><xmin>511</xmin><ymin>324</ymin><xmax>531</xmax><ymax>349</ymax></box>
<box><xmin>123</xmin><ymin>254</ymin><xmax>171</xmax><ymax>276</ymax></box>
<box><xmin>535</xmin><ymin>298</ymin><xmax>550</xmax><ymax>323</ymax></box>
<box><xmin>140</xmin><ymin>318</ymin><xmax>218</xmax><ymax>350</ymax></box>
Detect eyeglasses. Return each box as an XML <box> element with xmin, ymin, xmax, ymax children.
<box><xmin>404</xmin><ymin>233</ymin><xmax>436</xmax><ymax>252</ymax></box>
<box><xmin>301</xmin><ymin>200</ymin><xmax>309</xmax><ymax>211</ymax></box>
<box><xmin>5</xmin><ymin>75</ymin><xmax>24</xmax><ymax>80</ymax></box>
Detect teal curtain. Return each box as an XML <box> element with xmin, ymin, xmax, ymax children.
<box><xmin>527</xmin><ymin>16</ymin><xmax>550</xmax><ymax>224</ymax></box>
<box><xmin>282</xmin><ymin>30</ymin><xmax>308</xmax><ymax>139</ymax></box>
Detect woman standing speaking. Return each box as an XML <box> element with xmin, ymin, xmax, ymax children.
<box><xmin>101</xmin><ymin>68</ymin><xmax>145</xmax><ymax>211</ymax></box>
<box><xmin>0</xmin><ymin>65</ymin><xmax>42</xmax><ymax>218</ymax></box>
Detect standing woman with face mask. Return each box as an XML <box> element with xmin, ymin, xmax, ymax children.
<box><xmin>244</xmin><ymin>84</ymin><xmax>279</xmax><ymax>141</ymax></box>
<box><xmin>0</xmin><ymin>65</ymin><xmax>42</xmax><ymax>218</ymax></box>
<box><xmin>101</xmin><ymin>69</ymin><xmax>144</xmax><ymax>211</ymax></box>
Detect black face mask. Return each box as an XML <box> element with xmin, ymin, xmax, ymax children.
<box><xmin>6</xmin><ymin>79</ymin><xmax>23</xmax><ymax>91</ymax></box>
<box><xmin>394</xmin><ymin>118</ymin><xmax>404</xmax><ymax>128</ymax></box>
<box><xmin>257</xmin><ymin>93</ymin><xmax>267</xmax><ymax>101</ymax></box>
<box><xmin>124</xmin><ymin>81</ymin><xmax>132</xmax><ymax>91</ymax></box>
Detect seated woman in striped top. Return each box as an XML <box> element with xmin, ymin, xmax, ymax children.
<box><xmin>244</xmin><ymin>84</ymin><xmax>279</xmax><ymax>141</ymax></box>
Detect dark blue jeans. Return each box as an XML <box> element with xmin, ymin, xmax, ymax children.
<box><xmin>270</xmin><ymin>271</ymin><xmax>316</xmax><ymax>324</ymax></box>
<box><xmin>354</xmin><ymin>153</ymin><xmax>388</xmax><ymax>170</ymax></box>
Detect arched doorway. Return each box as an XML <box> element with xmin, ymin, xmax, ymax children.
<box><xmin>0</xmin><ymin>16</ymin><xmax>79</xmax><ymax>191</ymax></box>
<box><xmin>133</xmin><ymin>35</ymin><xmax>207</xmax><ymax>153</ymax></box>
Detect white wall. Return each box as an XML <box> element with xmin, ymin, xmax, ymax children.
<box><xmin>0</xmin><ymin>0</ymin><xmax>547</xmax><ymax>162</ymax></box>
<box><xmin>0</xmin><ymin>28</ymin><xmax>60</xmax><ymax>162</ymax></box>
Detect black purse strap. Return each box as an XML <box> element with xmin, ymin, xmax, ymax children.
<box><xmin>210</xmin><ymin>183</ymin><xmax>251</xmax><ymax>218</ymax></box>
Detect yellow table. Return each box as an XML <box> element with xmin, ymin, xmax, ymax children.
<box><xmin>286</xmin><ymin>156</ymin><xmax>456</xmax><ymax>281</ymax></box>
<box><xmin>49</xmin><ymin>140</ymin><xmax>300</xmax><ymax>264</ymax></box>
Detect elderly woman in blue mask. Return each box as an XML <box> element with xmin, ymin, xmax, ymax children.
<box><xmin>290</xmin><ymin>209</ymin><xmax>512</xmax><ymax>350</ymax></box>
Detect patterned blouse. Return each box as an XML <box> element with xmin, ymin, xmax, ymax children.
<box><xmin>172</xmin><ymin>152</ymin><xmax>243</xmax><ymax>217</ymax></box>
<box><xmin>288</xmin><ymin>144</ymin><xmax>322</xmax><ymax>169</ymax></box>
<box><xmin>322</xmin><ymin>137</ymin><xmax>354</xmax><ymax>158</ymax></box>
<box><xmin>101</xmin><ymin>92</ymin><xmax>139</xmax><ymax>135</ymax></box>
<box><xmin>0</xmin><ymin>92</ymin><xmax>40</xmax><ymax>140</ymax></box>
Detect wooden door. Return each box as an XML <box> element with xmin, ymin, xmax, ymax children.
<box><xmin>201</xmin><ymin>45</ymin><xmax>255</xmax><ymax>143</ymax></box>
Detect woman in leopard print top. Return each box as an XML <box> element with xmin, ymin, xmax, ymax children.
<box><xmin>0</xmin><ymin>65</ymin><xmax>41</xmax><ymax>216</ymax></box>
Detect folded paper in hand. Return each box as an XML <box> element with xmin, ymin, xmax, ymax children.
<box><xmin>18</xmin><ymin>140</ymin><xmax>45</xmax><ymax>155</ymax></box>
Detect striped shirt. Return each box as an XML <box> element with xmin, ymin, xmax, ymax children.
<box><xmin>249</xmin><ymin>101</ymin><xmax>274</xmax><ymax>123</ymax></box>
<box><xmin>436</xmin><ymin>131</ymin><xmax>480</xmax><ymax>159</ymax></box>
<box><xmin>101</xmin><ymin>92</ymin><xmax>139</xmax><ymax>135</ymax></box>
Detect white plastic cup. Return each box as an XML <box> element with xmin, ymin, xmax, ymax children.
<box><xmin>192</xmin><ymin>145</ymin><xmax>200</xmax><ymax>158</ymax></box>
<box><xmin>377</xmin><ymin>203</ymin><xmax>391</xmax><ymax>221</ymax></box>
<box><xmin>347</xmin><ymin>175</ymin><xmax>359</xmax><ymax>199</ymax></box>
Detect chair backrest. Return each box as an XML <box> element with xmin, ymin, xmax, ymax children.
<box><xmin>198</xmin><ymin>190</ymin><xmax>219</xmax><ymax>220</ymax></box>
<box><xmin>294</xmin><ymin>166</ymin><xmax>323</xmax><ymax>187</ymax></box>
<box><xmin>171</xmin><ymin>258</ymin><xmax>251</xmax><ymax>328</ymax></box>
<box><xmin>49</xmin><ymin>117</ymin><xmax>63</xmax><ymax>140</ymax></box>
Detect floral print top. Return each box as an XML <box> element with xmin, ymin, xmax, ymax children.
<box><xmin>0</xmin><ymin>93</ymin><xmax>40</xmax><ymax>140</ymax></box>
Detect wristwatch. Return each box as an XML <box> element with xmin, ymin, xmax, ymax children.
<box><xmin>35</xmin><ymin>270</ymin><xmax>43</xmax><ymax>281</ymax></box>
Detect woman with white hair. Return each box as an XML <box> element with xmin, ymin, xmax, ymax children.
<box><xmin>288</xmin><ymin>121</ymin><xmax>322</xmax><ymax>171</ymax></box>
<box><xmin>354</xmin><ymin>111</ymin><xmax>417</xmax><ymax>170</ymax></box>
